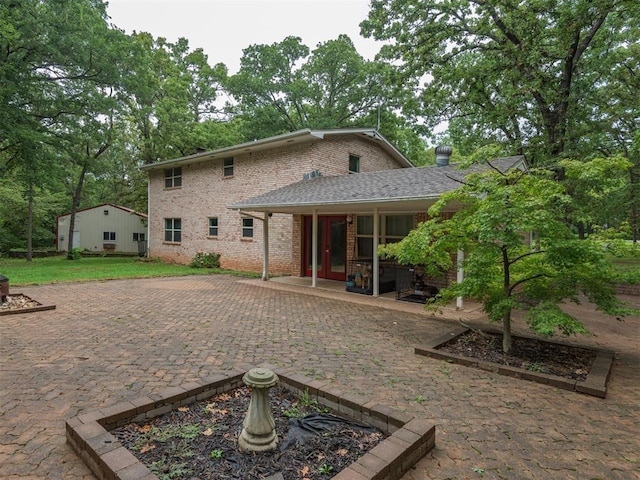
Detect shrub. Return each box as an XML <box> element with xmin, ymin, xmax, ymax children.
<box><xmin>68</xmin><ymin>248</ymin><xmax>84</xmax><ymax>260</ymax></box>
<box><xmin>190</xmin><ymin>251</ymin><xmax>221</xmax><ymax>269</ymax></box>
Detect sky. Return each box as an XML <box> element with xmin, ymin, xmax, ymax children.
<box><xmin>106</xmin><ymin>0</ymin><xmax>383</xmax><ymax>74</ymax></box>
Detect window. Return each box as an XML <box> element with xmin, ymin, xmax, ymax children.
<box><xmin>164</xmin><ymin>218</ymin><xmax>182</xmax><ymax>242</ymax></box>
<box><xmin>349</xmin><ymin>154</ymin><xmax>360</xmax><ymax>174</ymax></box>
<box><xmin>356</xmin><ymin>216</ymin><xmax>376</xmax><ymax>258</ymax></box>
<box><xmin>164</xmin><ymin>167</ymin><xmax>182</xmax><ymax>188</ymax></box>
<box><xmin>385</xmin><ymin>215</ymin><xmax>413</xmax><ymax>243</ymax></box>
<box><xmin>103</xmin><ymin>231</ymin><xmax>116</xmax><ymax>241</ymax></box>
<box><xmin>355</xmin><ymin>214</ymin><xmax>414</xmax><ymax>257</ymax></box>
<box><xmin>223</xmin><ymin>157</ymin><xmax>234</xmax><ymax>177</ymax></box>
<box><xmin>208</xmin><ymin>217</ymin><xmax>219</xmax><ymax>236</ymax></box>
<box><xmin>133</xmin><ymin>233</ymin><xmax>146</xmax><ymax>241</ymax></box>
<box><xmin>242</xmin><ymin>217</ymin><xmax>253</xmax><ymax>238</ymax></box>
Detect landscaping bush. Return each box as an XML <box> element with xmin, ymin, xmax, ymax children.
<box><xmin>190</xmin><ymin>251</ymin><xmax>221</xmax><ymax>269</ymax></box>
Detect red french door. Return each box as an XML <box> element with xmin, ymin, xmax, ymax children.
<box><xmin>303</xmin><ymin>216</ymin><xmax>347</xmax><ymax>281</ymax></box>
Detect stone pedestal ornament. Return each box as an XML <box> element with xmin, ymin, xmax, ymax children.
<box><xmin>238</xmin><ymin>368</ymin><xmax>279</xmax><ymax>452</ymax></box>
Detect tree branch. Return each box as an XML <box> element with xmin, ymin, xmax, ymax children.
<box><xmin>509</xmin><ymin>273</ymin><xmax>552</xmax><ymax>294</ymax></box>
<box><xmin>508</xmin><ymin>249</ymin><xmax>546</xmax><ymax>266</ymax></box>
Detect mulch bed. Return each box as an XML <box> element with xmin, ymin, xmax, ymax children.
<box><xmin>437</xmin><ymin>329</ymin><xmax>597</xmax><ymax>381</ymax></box>
<box><xmin>111</xmin><ymin>386</ymin><xmax>387</xmax><ymax>480</ymax></box>
<box><xmin>0</xmin><ymin>294</ymin><xmax>41</xmax><ymax>311</ymax></box>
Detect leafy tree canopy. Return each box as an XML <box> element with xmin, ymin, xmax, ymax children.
<box><xmin>225</xmin><ymin>34</ymin><xmax>429</xmax><ymax>164</ymax></box>
<box><xmin>362</xmin><ymin>0</ymin><xmax>640</xmax><ymax>163</ymax></box>
<box><xmin>380</xmin><ymin>163</ymin><xmax>638</xmax><ymax>352</ymax></box>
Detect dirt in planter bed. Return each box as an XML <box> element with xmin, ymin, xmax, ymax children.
<box><xmin>438</xmin><ymin>330</ymin><xmax>597</xmax><ymax>381</ymax></box>
<box><xmin>112</xmin><ymin>386</ymin><xmax>387</xmax><ymax>480</ymax></box>
<box><xmin>1</xmin><ymin>294</ymin><xmax>41</xmax><ymax>311</ymax></box>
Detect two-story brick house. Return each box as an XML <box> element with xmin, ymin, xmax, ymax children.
<box><xmin>141</xmin><ymin>128</ymin><xmax>411</xmax><ymax>273</ymax></box>
<box><xmin>141</xmin><ymin>128</ymin><xmax>526</xmax><ymax>297</ymax></box>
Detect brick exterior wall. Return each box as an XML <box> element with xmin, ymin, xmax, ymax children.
<box><xmin>147</xmin><ymin>135</ymin><xmax>406</xmax><ymax>275</ymax></box>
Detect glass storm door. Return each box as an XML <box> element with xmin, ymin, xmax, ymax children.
<box><xmin>303</xmin><ymin>216</ymin><xmax>347</xmax><ymax>281</ymax></box>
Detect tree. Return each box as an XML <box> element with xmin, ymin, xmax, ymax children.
<box><xmin>361</xmin><ymin>0</ymin><xmax>640</xmax><ymax>164</ymax></box>
<box><xmin>559</xmin><ymin>156</ymin><xmax>633</xmax><ymax>238</ymax></box>
<box><xmin>119</xmin><ymin>33</ymin><xmax>232</xmax><ymax>164</ymax></box>
<box><xmin>380</xmin><ymin>166</ymin><xmax>636</xmax><ymax>353</ymax></box>
<box><xmin>225</xmin><ymin>35</ymin><xmax>428</xmax><ymax>161</ymax></box>
<box><xmin>1</xmin><ymin>0</ymin><xmax>127</xmax><ymax>259</ymax></box>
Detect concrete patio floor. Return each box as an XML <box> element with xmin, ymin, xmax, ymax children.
<box><xmin>0</xmin><ymin>274</ymin><xmax>638</xmax><ymax>479</ymax></box>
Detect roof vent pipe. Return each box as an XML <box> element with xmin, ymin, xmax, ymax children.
<box><xmin>435</xmin><ymin>145</ymin><xmax>453</xmax><ymax>167</ymax></box>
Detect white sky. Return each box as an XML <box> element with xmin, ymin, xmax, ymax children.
<box><xmin>106</xmin><ymin>0</ymin><xmax>382</xmax><ymax>74</ymax></box>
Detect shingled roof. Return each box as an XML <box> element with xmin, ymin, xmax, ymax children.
<box><xmin>229</xmin><ymin>156</ymin><xmax>526</xmax><ymax>214</ymax></box>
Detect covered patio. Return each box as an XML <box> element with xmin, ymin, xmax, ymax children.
<box><xmin>228</xmin><ymin>154</ymin><xmax>526</xmax><ymax>302</ymax></box>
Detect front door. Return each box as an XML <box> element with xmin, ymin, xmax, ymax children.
<box><xmin>303</xmin><ymin>216</ymin><xmax>347</xmax><ymax>281</ymax></box>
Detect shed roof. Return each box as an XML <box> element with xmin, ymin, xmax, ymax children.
<box><xmin>228</xmin><ymin>156</ymin><xmax>527</xmax><ymax>215</ymax></box>
<box><xmin>139</xmin><ymin>128</ymin><xmax>413</xmax><ymax>171</ymax></box>
<box><xmin>56</xmin><ymin>203</ymin><xmax>147</xmax><ymax>220</ymax></box>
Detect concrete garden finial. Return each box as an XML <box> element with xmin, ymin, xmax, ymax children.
<box><xmin>238</xmin><ymin>368</ymin><xmax>279</xmax><ymax>452</ymax></box>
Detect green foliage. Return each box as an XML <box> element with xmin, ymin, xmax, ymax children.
<box><xmin>209</xmin><ymin>449</ymin><xmax>223</xmax><ymax>460</ymax></box>
<box><xmin>380</xmin><ymin>166</ymin><xmax>638</xmax><ymax>352</ymax></box>
<box><xmin>318</xmin><ymin>464</ymin><xmax>334</xmax><ymax>475</ymax></box>
<box><xmin>149</xmin><ymin>460</ymin><xmax>189</xmax><ymax>480</ymax></box>
<box><xmin>225</xmin><ymin>34</ymin><xmax>428</xmax><ymax>163</ymax></box>
<box><xmin>190</xmin><ymin>251</ymin><xmax>221</xmax><ymax>269</ymax></box>
<box><xmin>68</xmin><ymin>248</ymin><xmax>84</xmax><ymax>260</ymax></box>
<box><xmin>362</xmin><ymin>0</ymin><xmax>640</xmax><ymax>162</ymax></box>
<box><xmin>282</xmin><ymin>389</ymin><xmax>328</xmax><ymax>418</ymax></box>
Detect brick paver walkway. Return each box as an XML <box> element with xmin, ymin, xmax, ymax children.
<box><xmin>0</xmin><ymin>275</ymin><xmax>638</xmax><ymax>479</ymax></box>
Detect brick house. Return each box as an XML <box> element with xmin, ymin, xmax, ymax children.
<box><xmin>141</xmin><ymin>128</ymin><xmax>526</xmax><ymax>297</ymax></box>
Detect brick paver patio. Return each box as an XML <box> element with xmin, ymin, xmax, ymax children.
<box><xmin>0</xmin><ymin>275</ymin><xmax>638</xmax><ymax>479</ymax></box>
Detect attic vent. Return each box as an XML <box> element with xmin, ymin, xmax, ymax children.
<box><xmin>303</xmin><ymin>170</ymin><xmax>322</xmax><ymax>180</ymax></box>
<box><xmin>435</xmin><ymin>145</ymin><xmax>453</xmax><ymax>167</ymax></box>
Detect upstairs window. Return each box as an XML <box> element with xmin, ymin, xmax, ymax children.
<box><xmin>164</xmin><ymin>218</ymin><xmax>182</xmax><ymax>242</ymax></box>
<box><xmin>208</xmin><ymin>217</ymin><xmax>219</xmax><ymax>236</ymax></box>
<box><xmin>242</xmin><ymin>217</ymin><xmax>254</xmax><ymax>238</ymax></box>
<box><xmin>349</xmin><ymin>154</ymin><xmax>360</xmax><ymax>174</ymax></box>
<box><xmin>164</xmin><ymin>167</ymin><xmax>182</xmax><ymax>188</ymax></box>
<box><xmin>223</xmin><ymin>157</ymin><xmax>234</xmax><ymax>177</ymax></box>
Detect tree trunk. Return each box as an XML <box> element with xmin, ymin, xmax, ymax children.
<box><xmin>26</xmin><ymin>182</ymin><xmax>34</xmax><ymax>262</ymax></box>
<box><xmin>66</xmin><ymin>164</ymin><xmax>87</xmax><ymax>259</ymax></box>
<box><xmin>502</xmin><ymin>307</ymin><xmax>512</xmax><ymax>353</ymax></box>
<box><xmin>502</xmin><ymin>246</ymin><xmax>512</xmax><ymax>353</ymax></box>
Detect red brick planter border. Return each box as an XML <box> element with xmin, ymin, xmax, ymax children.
<box><xmin>0</xmin><ymin>293</ymin><xmax>56</xmax><ymax>316</ymax></box>
<box><xmin>66</xmin><ymin>365</ymin><xmax>436</xmax><ymax>480</ymax></box>
<box><xmin>415</xmin><ymin>327</ymin><xmax>614</xmax><ymax>398</ymax></box>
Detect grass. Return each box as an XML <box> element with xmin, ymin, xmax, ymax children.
<box><xmin>610</xmin><ymin>254</ymin><xmax>640</xmax><ymax>285</ymax></box>
<box><xmin>0</xmin><ymin>255</ymin><xmax>261</xmax><ymax>287</ymax></box>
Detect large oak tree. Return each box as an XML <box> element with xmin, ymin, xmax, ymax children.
<box><xmin>361</xmin><ymin>0</ymin><xmax>640</xmax><ymax>164</ymax></box>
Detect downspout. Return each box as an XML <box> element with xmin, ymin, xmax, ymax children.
<box><xmin>373</xmin><ymin>208</ymin><xmax>379</xmax><ymax>297</ymax></box>
<box><xmin>262</xmin><ymin>212</ymin><xmax>269</xmax><ymax>281</ymax></box>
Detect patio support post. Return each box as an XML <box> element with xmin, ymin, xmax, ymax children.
<box><xmin>456</xmin><ymin>249</ymin><xmax>464</xmax><ymax>310</ymax></box>
<box><xmin>373</xmin><ymin>208</ymin><xmax>379</xmax><ymax>297</ymax></box>
<box><xmin>312</xmin><ymin>209</ymin><xmax>318</xmax><ymax>288</ymax></box>
<box><xmin>262</xmin><ymin>212</ymin><xmax>269</xmax><ymax>281</ymax></box>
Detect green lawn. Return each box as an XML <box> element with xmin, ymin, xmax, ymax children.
<box><xmin>0</xmin><ymin>255</ymin><xmax>260</xmax><ymax>287</ymax></box>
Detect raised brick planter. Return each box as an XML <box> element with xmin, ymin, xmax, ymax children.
<box><xmin>66</xmin><ymin>367</ymin><xmax>436</xmax><ymax>480</ymax></box>
<box><xmin>415</xmin><ymin>327</ymin><xmax>613</xmax><ymax>398</ymax></box>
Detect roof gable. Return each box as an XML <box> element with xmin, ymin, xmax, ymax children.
<box><xmin>139</xmin><ymin>128</ymin><xmax>413</xmax><ymax>171</ymax></box>
<box><xmin>57</xmin><ymin>203</ymin><xmax>147</xmax><ymax>219</ymax></box>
